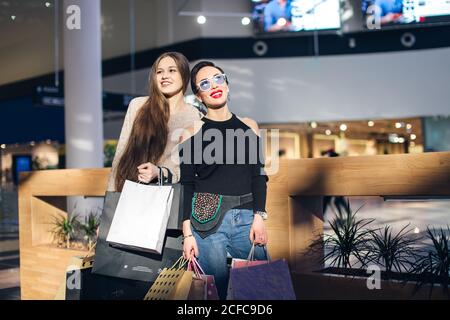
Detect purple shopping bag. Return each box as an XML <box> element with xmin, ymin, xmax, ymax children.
<box><xmin>228</xmin><ymin>245</ymin><xmax>296</xmax><ymax>300</ymax></box>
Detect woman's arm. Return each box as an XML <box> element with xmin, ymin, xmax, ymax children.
<box><xmin>242</xmin><ymin>117</ymin><xmax>269</xmax><ymax>245</ymax></box>
<box><xmin>107</xmin><ymin>97</ymin><xmax>148</xmax><ymax>191</ymax></box>
<box><xmin>179</xmin><ymin>127</ymin><xmax>199</xmax><ymax>258</ymax></box>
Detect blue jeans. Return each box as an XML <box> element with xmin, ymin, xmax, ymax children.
<box><xmin>192</xmin><ymin>208</ymin><xmax>267</xmax><ymax>300</ymax></box>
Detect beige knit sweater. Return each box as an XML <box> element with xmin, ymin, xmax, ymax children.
<box><xmin>107</xmin><ymin>97</ymin><xmax>202</xmax><ymax>191</ymax></box>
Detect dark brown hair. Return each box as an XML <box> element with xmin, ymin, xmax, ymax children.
<box><xmin>115</xmin><ymin>52</ymin><xmax>190</xmax><ymax>191</ymax></box>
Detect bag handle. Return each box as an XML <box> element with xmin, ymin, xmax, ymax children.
<box><xmin>246</xmin><ymin>243</ymin><xmax>271</xmax><ymax>263</ymax></box>
<box><xmin>170</xmin><ymin>256</ymin><xmax>188</xmax><ymax>270</ymax></box>
<box><xmin>188</xmin><ymin>257</ymin><xmax>206</xmax><ymax>277</ymax></box>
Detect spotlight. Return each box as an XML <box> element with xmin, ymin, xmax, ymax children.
<box><xmin>368</xmin><ymin>121</ymin><xmax>374</xmax><ymax>127</ymax></box>
<box><xmin>340</xmin><ymin>124</ymin><xmax>347</xmax><ymax>131</ymax></box>
<box><xmin>395</xmin><ymin>122</ymin><xmax>402</xmax><ymax>129</ymax></box>
<box><xmin>241</xmin><ymin>17</ymin><xmax>251</xmax><ymax>26</ymax></box>
<box><xmin>410</xmin><ymin>134</ymin><xmax>416</xmax><ymax>140</ymax></box>
<box><xmin>311</xmin><ymin>122</ymin><xmax>318</xmax><ymax>129</ymax></box>
<box><xmin>325</xmin><ymin>129</ymin><xmax>331</xmax><ymax>136</ymax></box>
<box><xmin>197</xmin><ymin>15</ymin><xmax>206</xmax><ymax>24</ymax></box>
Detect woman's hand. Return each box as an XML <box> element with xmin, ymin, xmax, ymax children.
<box><xmin>183</xmin><ymin>235</ymin><xmax>199</xmax><ymax>260</ymax></box>
<box><xmin>249</xmin><ymin>214</ymin><xmax>268</xmax><ymax>245</ymax></box>
<box><xmin>137</xmin><ymin>162</ymin><xmax>158</xmax><ymax>183</ymax></box>
<box><xmin>182</xmin><ymin>220</ymin><xmax>198</xmax><ymax>259</ymax></box>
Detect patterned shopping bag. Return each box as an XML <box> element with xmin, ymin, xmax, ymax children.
<box><xmin>144</xmin><ymin>257</ymin><xmax>193</xmax><ymax>300</ymax></box>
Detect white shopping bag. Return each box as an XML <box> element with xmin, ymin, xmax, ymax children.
<box><xmin>106</xmin><ymin>180</ymin><xmax>174</xmax><ymax>254</ymax></box>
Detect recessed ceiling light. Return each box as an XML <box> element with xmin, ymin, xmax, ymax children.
<box><xmin>197</xmin><ymin>15</ymin><xmax>206</xmax><ymax>24</ymax></box>
<box><xmin>241</xmin><ymin>17</ymin><xmax>251</xmax><ymax>26</ymax></box>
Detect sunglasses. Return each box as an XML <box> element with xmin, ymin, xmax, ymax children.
<box><xmin>197</xmin><ymin>74</ymin><xmax>227</xmax><ymax>92</ymax></box>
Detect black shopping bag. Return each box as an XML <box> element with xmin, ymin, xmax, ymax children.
<box><xmin>65</xmin><ymin>255</ymin><xmax>151</xmax><ymax>300</ymax></box>
<box><xmin>92</xmin><ymin>192</ymin><xmax>183</xmax><ymax>282</ymax></box>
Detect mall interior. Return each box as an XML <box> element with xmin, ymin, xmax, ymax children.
<box><xmin>0</xmin><ymin>0</ymin><xmax>450</xmax><ymax>300</ymax></box>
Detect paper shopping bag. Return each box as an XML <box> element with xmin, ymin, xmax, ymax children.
<box><xmin>65</xmin><ymin>254</ymin><xmax>151</xmax><ymax>300</ymax></box>
<box><xmin>228</xmin><ymin>245</ymin><xmax>296</xmax><ymax>300</ymax></box>
<box><xmin>92</xmin><ymin>191</ymin><xmax>182</xmax><ymax>282</ymax></box>
<box><xmin>187</xmin><ymin>258</ymin><xmax>219</xmax><ymax>300</ymax></box>
<box><xmin>144</xmin><ymin>257</ymin><xmax>193</xmax><ymax>300</ymax></box>
<box><xmin>106</xmin><ymin>180</ymin><xmax>174</xmax><ymax>254</ymax></box>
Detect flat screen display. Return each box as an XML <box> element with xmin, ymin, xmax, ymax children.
<box><xmin>252</xmin><ymin>0</ymin><xmax>341</xmax><ymax>33</ymax></box>
<box><xmin>362</xmin><ymin>0</ymin><xmax>450</xmax><ymax>28</ymax></box>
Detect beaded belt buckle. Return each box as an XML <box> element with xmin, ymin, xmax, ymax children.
<box><xmin>191</xmin><ymin>192</ymin><xmax>223</xmax><ymax>224</ymax></box>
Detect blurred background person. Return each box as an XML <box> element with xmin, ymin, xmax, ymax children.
<box><xmin>264</xmin><ymin>0</ymin><xmax>293</xmax><ymax>32</ymax></box>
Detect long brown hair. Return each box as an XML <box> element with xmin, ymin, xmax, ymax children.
<box><xmin>115</xmin><ymin>52</ymin><xmax>190</xmax><ymax>191</ymax></box>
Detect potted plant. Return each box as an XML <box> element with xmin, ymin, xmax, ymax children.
<box><xmin>80</xmin><ymin>211</ymin><xmax>100</xmax><ymax>251</ymax></box>
<box><xmin>366</xmin><ymin>224</ymin><xmax>418</xmax><ymax>276</ymax></box>
<box><xmin>412</xmin><ymin>226</ymin><xmax>450</xmax><ymax>297</ymax></box>
<box><xmin>51</xmin><ymin>213</ymin><xmax>80</xmax><ymax>249</ymax></box>
<box><xmin>295</xmin><ymin>204</ymin><xmax>449</xmax><ymax>299</ymax></box>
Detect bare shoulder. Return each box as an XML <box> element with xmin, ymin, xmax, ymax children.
<box><xmin>180</xmin><ymin>120</ymin><xmax>204</xmax><ymax>143</ymax></box>
<box><xmin>238</xmin><ymin>116</ymin><xmax>260</xmax><ymax>136</ymax></box>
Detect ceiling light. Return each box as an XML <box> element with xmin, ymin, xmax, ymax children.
<box><xmin>340</xmin><ymin>124</ymin><xmax>347</xmax><ymax>131</ymax></box>
<box><xmin>241</xmin><ymin>17</ymin><xmax>251</xmax><ymax>26</ymax></box>
<box><xmin>410</xmin><ymin>134</ymin><xmax>416</xmax><ymax>140</ymax></box>
<box><xmin>395</xmin><ymin>122</ymin><xmax>402</xmax><ymax>129</ymax></box>
<box><xmin>197</xmin><ymin>15</ymin><xmax>206</xmax><ymax>24</ymax></box>
<box><xmin>311</xmin><ymin>121</ymin><xmax>317</xmax><ymax>128</ymax></box>
<box><xmin>368</xmin><ymin>121</ymin><xmax>374</xmax><ymax>127</ymax></box>
<box><xmin>406</xmin><ymin>123</ymin><xmax>412</xmax><ymax>130</ymax></box>
<box><xmin>325</xmin><ymin>129</ymin><xmax>331</xmax><ymax>136</ymax></box>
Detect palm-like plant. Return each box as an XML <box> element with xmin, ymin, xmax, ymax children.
<box><xmin>52</xmin><ymin>214</ymin><xmax>79</xmax><ymax>249</ymax></box>
<box><xmin>311</xmin><ymin>204</ymin><xmax>374</xmax><ymax>269</ymax></box>
<box><xmin>80</xmin><ymin>212</ymin><xmax>100</xmax><ymax>251</ymax></box>
<box><xmin>413</xmin><ymin>226</ymin><xmax>450</xmax><ymax>291</ymax></box>
<box><xmin>367</xmin><ymin>224</ymin><xmax>418</xmax><ymax>274</ymax></box>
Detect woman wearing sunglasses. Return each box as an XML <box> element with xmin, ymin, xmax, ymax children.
<box><xmin>107</xmin><ymin>52</ymin><xmax>202</xmax><ymax>191</ymax></box>
<box><xmin>179</xmin><ymin>61</ymin><xmax>269</xmax><ymax>299</ymax></box>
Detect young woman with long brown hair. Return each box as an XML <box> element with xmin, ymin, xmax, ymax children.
<box><xmin>107</xmin><ymin>52</ymin><xmax>202</xmax><ymax>191</ymax></box>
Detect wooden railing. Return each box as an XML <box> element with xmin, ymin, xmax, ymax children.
<box><xmin>18</xmin><ymin>152</ymin><xmax>450</xmax><ymax>299</ymax></box>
